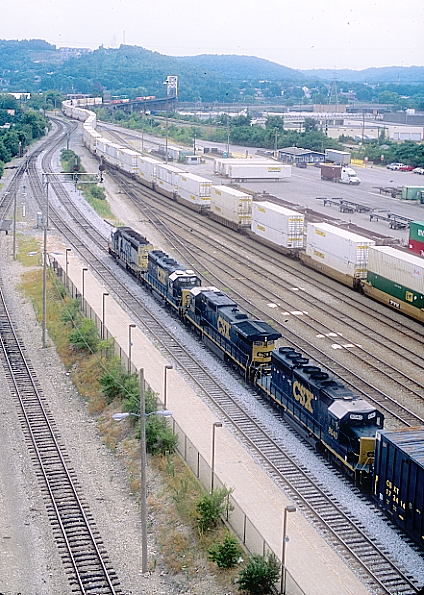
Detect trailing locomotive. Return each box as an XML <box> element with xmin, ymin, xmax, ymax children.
<box><xmin>109</xmin><ymin>225</ymin><xmax>383</xmax><ymax>487</ymax></box>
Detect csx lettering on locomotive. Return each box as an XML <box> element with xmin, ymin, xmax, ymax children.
<box><xmin>292</xmin><ymin>381</ymin><xmax>314</xmax><ymax>413</ymax></box>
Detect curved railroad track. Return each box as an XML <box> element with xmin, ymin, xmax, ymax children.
<box><xmin>29</xmin><ymin>114</ymin><xmax>421</xmax><ymax>594</ymax></box>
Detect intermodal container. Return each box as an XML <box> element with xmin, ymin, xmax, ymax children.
<box><xmin>366</xmin><ymin>272</ymin><xmax>424</xmax><ymax>309</ymax></box>
<box><xmin>367</xmin><ymin>246</ymin><xmax>424</xmax><ymax>294</ymax></box>
<box><xmin>325</xmin><ymin>149</ymin><xmax>351</xmax><ymax>165</ymax></box>
<box><xmin>137</xmin><ymin>155</ymin><xmax>157</xmax><ymax>185</ymax></box>
<box><xmin>210</xmin><ymin>185</ymin><xmax>252</xmax><ymax>226</ymax></box>
<box><xmin>373</xmin><ymin>427</ymin><xmax>424</xmax><ymax>547</ymax></box>
<box><xmin>409</xmin><ymin>221</ymin><xmax>424</xmax><ymax>243</ymax></box>
<box><xmin>408</xmin><ymin>239</ymin><xmax>424</xmax><ymax>256</ymax></box>
<box><xmin>176</xmin><ymin>173</ymin><xmax>211</xmax><ymax>207</ymax></box>
<box><xmin>118</xmin><ymin>148</ymin><xmax>139</xmax><ymax>174</ymax></box>
<box><xmin>214</xmin><ymin>158</ymin><xmax>275</xmax><ymax>175</ymax></box>
<box><xmin>401</xmin><ymin>186</ymin><xmax>424</xmax><ymax>201</ymax></box>
<box><xmin>252</xmin><ymin>202</ymin><xmax>304</xmax><ymax>247</ymax></box>
<box><xmin>305</xmin><ymin>223</ymin><xmax>375</xmax><ymax>278</ymax></box>
<box><xmin>226</xmin><ymin>163</ymin><xmax>291</xmax><ymax>180</ymax></box>
<box><xmin>251</xmin><ymin>221</ymin><xmax>303</xmax><ymax>248</ymax></box>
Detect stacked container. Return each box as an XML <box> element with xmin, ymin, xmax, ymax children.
<box><xmin>118</xmin><ymin>148</ymin><xmax>139</xmax><ymax>175</ymax></box>
<box><xmin>305</xmin><ymin>223</ymin><xmax>375</xmax><ymax>279</ymax></box>
<box><xmin>401</xmin><ymin>186</ymin><xmax>424</xmax><ymax>201</ymax></box>
<box><xmin>104</xmin><ymin>142</ymin><xmax>124</xmax><ymax>166</ymax></box>
<box><xmin>366</xmin><ymin>246</ymin><xmax>424</xmax><ymax>310</ymax></box>
<box><xmin>210</xmin><ymin>185</ymin><xmax>252</xmax><ymax>227</ymax></box>
<box><xmin>137</xmin><ymin>155</ymin><xmax>157</xmax><ymax>187</ymax></box>
<box><xmin>155</xmin><ymin>163</ymin><xmax>185</xmax><ymax>196</ymax></box>
<box><xmin>408</xmin><ymin>221</ymin><xmax>424</xmax><ymax>256</ymax></box>
<box><xmin>251</xmin><ymin>202</ymin><xmax>304</xmax><ymax>249</ymax></box>
<box><xmin>176</xmin><ymin>173</ymin><xmax>211</xmax><ymax>208</ymax></box>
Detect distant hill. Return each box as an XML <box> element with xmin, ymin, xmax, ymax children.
<box><xmin>176</xmin><ymin>54</ymin><xmax>301</xmax><ymax>80</ymax></box>
<box><xmin>302</xmin><ymin>66</ymin><xmax>424</xmax><ymax>83</ymax></box>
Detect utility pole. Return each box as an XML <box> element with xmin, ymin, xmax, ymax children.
<box><xmin>274</xmin><ymin>128</ymin><xmax>279</xmax><ymax>158</ymax></box>
<box><xmin>139</xmin><ymin>368</ymin><xmax>148</xmax><ymax>574</ymax></box>
<box><xmin>226</xmin><ymin>116</ymin><xmax>230</xmax><ymax>156</ymax></box>
<box><xmin>12</xmin><ymin>189</ymin><xmax>17</xmax><ymax>260</ymax></box>
<box><xmin>42</xmin><ymin>177</ymin><xmax>50</xmax><ymax>348</ymax></box>
<box><xmin>165</xmin><ymin>113</ymin><xmax>169</xmax><ymax>164</ymax></box>
<box><xmin>193</xmin><ymin>128</ymin><xmax>196</xmax><ymax>155</ymax></box>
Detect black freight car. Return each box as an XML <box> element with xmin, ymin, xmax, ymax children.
<box><xmin>373</xmin><ymin>427</ymin><xmax>424</xmax><ymax>549</ymax></box>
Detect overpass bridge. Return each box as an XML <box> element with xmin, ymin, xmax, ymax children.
<box><xmin>104</xmin><ymin>95</ymin><xmax>177</xmax><ymax>113</ymax></box>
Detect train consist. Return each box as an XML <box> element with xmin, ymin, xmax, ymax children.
<box><xmin>62</xmin><ymin>98</ymin><xmax>424</xmax><ymax>324</ymax></box>
<box><xmin>109</xmin><ymin>225</ymin><xmax>423</xmax><ymax>548</ymax></box>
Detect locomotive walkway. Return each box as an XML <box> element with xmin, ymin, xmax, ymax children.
<box><xmin>51</xmin><ymin>246</ymin><xmax>374</xmax><ymax>595</ymax></box>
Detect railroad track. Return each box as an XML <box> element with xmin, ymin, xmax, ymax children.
<box><xmin>0</xmin><ymin>281</ymin><xmax>122</xmax><ymax>594</ymax></box>
<box><xmin>110</xmin><ymin>171</ymin><xmax>424</xmax><ymax>428</ymax></box>
<box><xmin>27</xmin><ymin>117</ymin><xmax>419</xmax><ymax>593</ymax></box>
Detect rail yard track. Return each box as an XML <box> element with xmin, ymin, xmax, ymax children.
<box><xmin>108</xmin><ymin>169</ymin><xmax>424</xmax><ymax>428</ymax></box>
<box><xmin>19</xmin><ymin>115</ymin><xmax>419</xmax><ymax>593</ymax></box>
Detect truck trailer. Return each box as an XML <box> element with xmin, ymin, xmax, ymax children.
<box><xmin>320</xmin><ymin>164</ymin><xmax>360</xmax><ymax>185</ymax></box>
<box><xmin>325</xmin><ymin>149</ymin><xmax>351</xmax><ymax>165</ymax></box>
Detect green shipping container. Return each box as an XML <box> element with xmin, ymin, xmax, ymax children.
<box><xmin>409</xmin><ymin>221</ymin><xmax>424</xmax><ymax>242</ymax></box>
<box><xmin>366</xmin><ymin>272</ymin><xmax>424</xmax><ymax>309</ymax></box>
<box><xmin>401</xmin><ymin>186</ymin><xmax>424</xmax><ymax>201</ymax></box>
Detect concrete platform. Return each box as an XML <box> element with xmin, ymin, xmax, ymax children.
<box><xmin>50</xmin><ymin>246</ymin><xmax>370</xmax><ymax>595</ymax></box>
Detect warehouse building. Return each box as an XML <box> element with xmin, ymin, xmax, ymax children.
<box><xmin>278</xmin><ymin>146</ymin><xmax>324</xmax><ymax>165</ymax></box>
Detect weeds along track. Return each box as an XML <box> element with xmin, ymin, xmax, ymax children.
<box><xmin>0</xmin><ymin>280</ymin><xmax>122</xmax><ymax>594</ymax></box>
<box><xmin>41</xmin><ymin>117</ymin><xmax>421</xmax><ymax>593</ymax></box>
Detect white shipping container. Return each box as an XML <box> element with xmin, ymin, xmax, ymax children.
<box><xmin>305</xmin><ymin>222</ymin><xmax>375</xmax><ymax>278</ymax></box>
<box><xmin>118</xmin><ymin>148</ymin><xmax>139</xmax><ymax>174</ymax></box>
<box><xmin>104</xmin><ymin>142</ymin><xmax>125</xmax><ymax>164</ymax></box>
<box><xmin>155</xmin><ymin>163</ymin><xmax>185</xmax><ymax>185</ymax></box>
<box><xmin>226</xmin><ymin>163</ymin><xmax>291</xmax><ymax>179</ymax></box>
<box><xmin>95</xmin><ymin>137</ymin><xmax>111</xmax><ymax>156</ymax></box>
<box><xmin>210</xmin><ymin>185</ymin><xmax>252</xmax><ymax>226</ymax></box>
<box><xmin>367</xmin><ymin>246</ymin><xmax>424</xmax><ymax>293</ymax></box>
<box><xmin>252</xmin><ymin>201</ymin><xmax>304</xmax><ymax>236</ymax></box>
<box><xmin>214</xmin><ymin>158</ymin><xmax>276</xmax><ymax>175</ymax></box>
<box><xmin>177</xmin><ymin>173</ymin><xmax>211</xmax><ymax>206</ymax></box>
<box><xmin>251</xmin><ymin>221</ymin><xmax>303</xmax><ymax>248</ymax></box>
<box><xmin>137</xmin><ymin>155</ymin><xmax>157</xmax><ymax>185</ymax></box>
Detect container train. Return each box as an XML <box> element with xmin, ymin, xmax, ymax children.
<box><xmin>62</xmin><ymin>99</ymin><xmax>424</xmax><ymax>324</ymax></box>
<box><xmin>109</xmin><ymin>225</ymin><xmax>423</xmax><ymax>548</ymax></box>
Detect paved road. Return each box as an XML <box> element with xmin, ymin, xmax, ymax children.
<box><xmin>98</xmin><ymin>121</ymin><xmax>424</xmax><ymax>243</ymax></box>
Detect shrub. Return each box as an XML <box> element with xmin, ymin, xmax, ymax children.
<box><xmin>60</xmin><ymin>299</ymin><xmax>81</xmax><ymax>325</ymax></box>
<box><xmin>196</xmin><ymin>487</ymin><xmax>232</xmax><ymax>534</ymax></box>
<box><xmin>145</xmin><ymin>415</ymin><xmax>178</xmax><ymax>455</ymax></box>
<box><xmin>89</xmin><ymin>184</ymin><xmax>106</xmax><ymax>200</ymax></box>
<box><xmin>69</xmin><ymin>318</ymin><xmax>99</xmax><ymax>352</ymax></box>
<box><xmin>237</xmin><ymin>554</ymin><xmax>280</xmax><ymax>594</ymax></box>
<box><xmin>208</xmin><ymin>533</ymin><xmax>242</xmax><ymax>568</ymax></box>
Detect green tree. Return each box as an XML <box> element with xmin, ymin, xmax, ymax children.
<box><xmin>237</xmin><ymin>554</ymin><xmax>280</xmax><ymax>594</ymax></box>
<box><xmin>196</xmin><ymin>487</ymin><xmax>232</xmax><ymax>534</ymax></box>
<box><xmin>303</xmin><ymin>117</ymin><xmax>318</xmax><ymax>132</ymax></box>
<box><xmin>69</xmin><ymin>318</ymin><xmax>99</xmax><ymax>352</ymax></box>
<box><xmin>209</xmin><ymin>533</ymin><xmax>242</xmax><ymax>568</ymax></box>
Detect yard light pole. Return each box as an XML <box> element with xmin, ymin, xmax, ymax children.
<box><xmin>165</xmin><ymin>113</ymin><xmax>169</xmax><ymax>164</ymax></box>
<box><xmin>12</xmin><ymin>188</ymin><xmax>18</xmax><ymax>260</ymax></box>
<box><xmin>280</xmin><ymin>505</ymin><xmax>297</xmax><ymax>594</ymax></box>
<box><xmin>211</xmin><ymin>421</ymin><xmax>223</xmax><ymax>492</ymax></box>
<box><xmin>163</xmin><ymin>364</ymin><xmax>173</xmax><ymax>409</ymax></box>
<box><xmin>102</xmin><ymin>292</ymin><xmax>109</xmax><ymax>340</ymax></box>
<box><xmin>128</xmin><ymin>323</ymin><xmax>136</xmax><ymax>372</ymax></box>
<box><xmin>65</xmin><ymin>248</ymin><xmax>71</xmax><ymax>289</ymax></box>
<box><xmin>112</xmin><ymin>369</ymin><xmax>172</xmax><ymax>575</ymax></box>
<box><xmin>81</xmin><ymin>267</ymin><xmax>88</xmax><ymax>299</ymax></box>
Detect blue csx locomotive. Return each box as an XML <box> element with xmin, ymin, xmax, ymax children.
<box><xmin>109</xmin><ymin>226</ymin><xmax>384</xmax><ymax>486</ymax></box>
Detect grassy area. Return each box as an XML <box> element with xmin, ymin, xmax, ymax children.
<box><xmin>16</xmin><ymin>234</ymin><xmax>42</xmax><ymax>267</ymax></box>
<box><xmin>60</xmin><ymin>149</ymin><xmax>122</xmax><ymax>225</ymax></box>
<box><xmin>18</xmin><ymin>256</ymin><xmax>241</xmax><ymax>589</ymax></box>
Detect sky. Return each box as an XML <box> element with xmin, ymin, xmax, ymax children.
<box><xmin>1</xmin><ymin>0</ymin><xmax>424</xmax><ymax>70</ymax></box>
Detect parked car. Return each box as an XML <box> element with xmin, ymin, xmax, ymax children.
<box><xmin>399</xmin><ymin>164</ymin><xmax>414</xmax><ymax>171</ymax></box>
<box><xmin>386</xmin><ymin>162</ymin><xmax>404</xmax><ymax>170</ymax></box>
<box><xmin>412</xmin><ymin>167</ymin><xmax>424</xmax><ymax>175</ymax></box>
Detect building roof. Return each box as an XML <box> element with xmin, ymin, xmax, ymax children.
<box><xmin>278</xmin><ymin>146</ymin><xmax>324</xmax><ymax>156</ymax></box>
